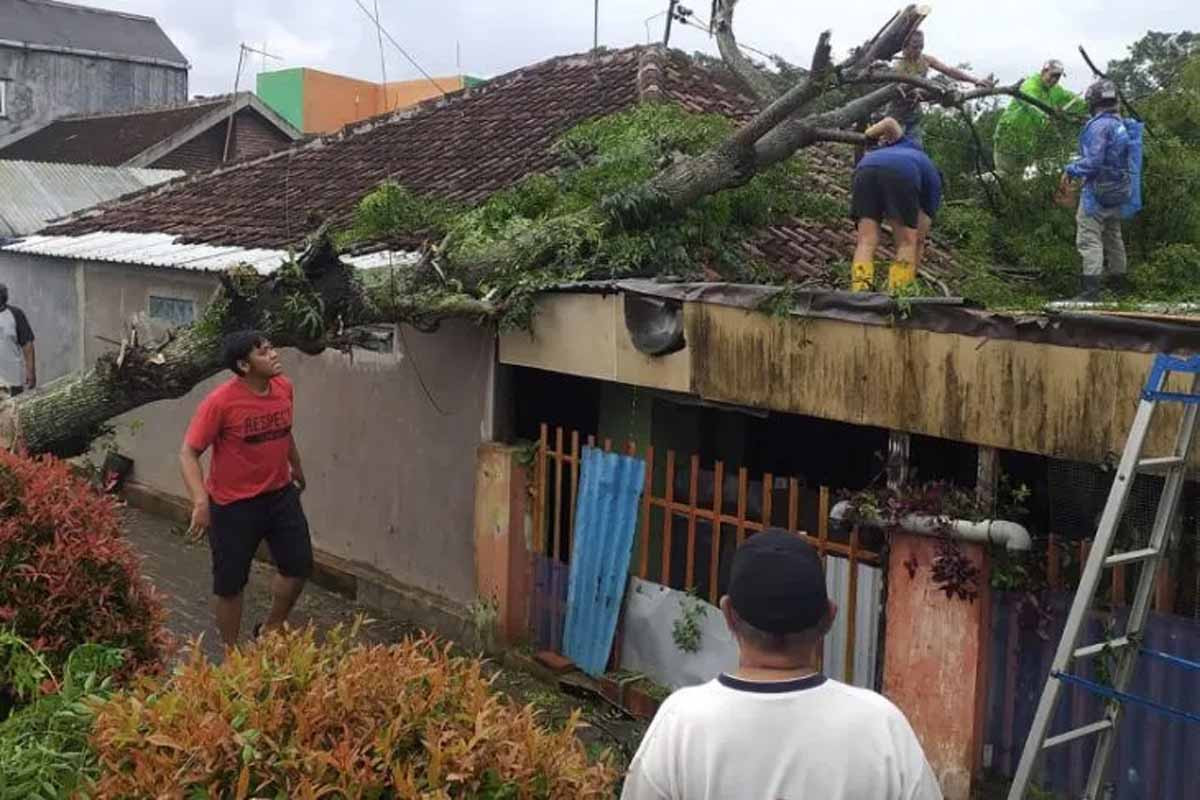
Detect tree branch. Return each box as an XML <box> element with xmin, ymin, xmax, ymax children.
<box><xmin>846</xmin><ymin>70</ymin><xmax>1063</xmax><ymax>116</ymax></box>
<box><xmin>730</xmin><ymin>30</ymin><xmax>834</xmax><ymax>149</ymax></box>
<box><xmin>711</xmin><ymin>0</ymin><xmax>782</xmax><ymax>102</ymax></box>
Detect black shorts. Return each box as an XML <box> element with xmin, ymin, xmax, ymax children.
<box><xmin>208</xmin><ymin>484</ymin><xmax>313</xmax><ymax>597</ymax></box>
<box><xmin>850</xmin><ymin>166</ymin><xmax>921</xmax><ymax>229</ymax></box>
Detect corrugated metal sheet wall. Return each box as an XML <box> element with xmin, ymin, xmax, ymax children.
<box><xmin>986</xmin><ymin>591</ymin><xmax>1200</xmax><ymax>798</ymax></box>
<box><xmin>0</xmin><ymin>159</ymin><xmax>181</xmax><ymax>236</ymax></box>
<box><xmin>562</xmin><ymin>447</ymin><xmax>646</xmax><ymax>676</ymax></box>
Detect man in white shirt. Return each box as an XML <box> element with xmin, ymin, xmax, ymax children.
<box><xmin>621</xmin><ymin>529</ymin><xmax>943</xmax><ymax>800</ymax></box>
<box><xmin>0</xmin><ymin>283</ymin><xmax>36</xmax><ymax>398</ymax></box>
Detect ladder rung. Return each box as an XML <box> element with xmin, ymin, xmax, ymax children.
<box><xmin>1043</xmin><ymin>719</ymin><xmax>1113</xmax><ymax>749</ymax></box>
<box><xmin>1136</xmin><ymin>456</ymin><xmax>1187</xmax><ymax>472</ymax></box>
<box><xmin>1105</xmin><ymin>547</ymin><xmax>1160</xmax><ymax>567</ymax></box>
<box><xmin>1074</xmin><ymin>636</ymin><xmax>1133</xmax><ymax>659</ymax></box>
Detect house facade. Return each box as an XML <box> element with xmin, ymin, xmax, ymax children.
<box><xmin>256</xmin><ymin>67</ymin><xmax>484</xmax><ymax>134</ymax></box>
<box><xmin>0</xmin><ymin>0</ymin><xmax>188</xmax><ymax>140</ymax></box>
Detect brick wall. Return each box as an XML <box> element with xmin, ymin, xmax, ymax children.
<box><xmin>149</xmin><ymin>110</ymin><xmax>292</xmax><ymax>172</ymax></box>
<box><xmin>232</xmin><ymin>109</ymin><xmax>293</xmax><ymax>161</ymax></box>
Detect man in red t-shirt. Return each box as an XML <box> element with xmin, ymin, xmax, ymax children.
<box><xmin>180</xmin><ymin>330</ymin><xmax>312</xmax><ymax>649</ymax></box>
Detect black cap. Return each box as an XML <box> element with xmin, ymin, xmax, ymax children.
<box><xmin>728</xmin><ymin>529</ymin><xmax>829</xmax><ymax>634</ymax></box>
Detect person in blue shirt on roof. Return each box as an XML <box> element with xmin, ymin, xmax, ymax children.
<box><xmin>1063</xmin><ymin>79</ymin><xmax>1138</xmax><ymax>301</ymax></box>
<box><xmin>849</xmin><ymin>117</ymin><xmax>943</xmax><ymax>293</ymax></box>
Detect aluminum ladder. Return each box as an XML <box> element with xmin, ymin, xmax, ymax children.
<box><xmin>1007</xmin><ymin>353</ymin><xmax>1200</xmax><ymax>800</ymax></box>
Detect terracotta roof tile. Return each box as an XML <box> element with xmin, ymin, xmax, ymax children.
<box><xmin>46</xmin><ymin>46</ymin><xmax>958</xmax><ymax>282</ymax></box>
<box><xmin>0</xmin><ymin>99</ymin><xmax>227</xmax><ymax>166</ymax></box>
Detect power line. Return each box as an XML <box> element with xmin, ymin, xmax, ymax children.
<box><xmin>669</xmin><ymin>9</ymin><xmax>783</xmax><ymax>63</ymax></box>
<box><xmin>373</xmin><ymin>0</ymin><xmax>388</xmax><ymax>110</ymax></box>
<box><xmin>350</xmin><ymin>0</ymin><xmax>450</xmax><ymax>97</ymax></box>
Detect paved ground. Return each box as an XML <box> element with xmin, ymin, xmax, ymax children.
<box><xmin>120</xmin><ymin>506</ymin><xmax>648</xmax><ymax>766</ymax></box>
<box><xmin>122</xmin><ymin>507</ymin><xmax>417</xmax><ymax>662</ymax></box>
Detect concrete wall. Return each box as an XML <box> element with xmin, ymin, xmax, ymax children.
<box><xmin>256</xmin><ymin>67</ymin><xmax>471</xmax><ymax>134</ymax></box>
<box><xmin>0</xmin><ymin>250</ymin><xmax>79</xmax><ymax>382</ymax></box>
<box><xmin>81</xmin><ymin>262</ymin><xmax>218</xmax><ymax>365</ymax></box>
<box><xmin>0</xmin><ymin>48</ymin><xmax>187</xmax><ymax>140</ymax></box>
<box><xmin>113</xmin><ymin>322</ymin><xmax>496</xmax><ymax>606</ymax></box>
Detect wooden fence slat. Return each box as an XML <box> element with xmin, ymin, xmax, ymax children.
<box><xmin>684</xmin><ymin>455</ymin><xmax>700</xmax><ymax>590</ymax></box>
<box><xmin>788</xmin><ymin>478</ymin><xmax>799</xmax><ymax>532</ymax></box>
<box><xmin>639</xmin><ymin>446</ymin><xmax>654</xmax><ymax>579</ymax></box>
<box><xmin>710</xmin><ymin>461</ymin><xmax>725</xmax><ymax>604</ymax></box>
<box><xmin>762</xmin><ymin>473</ymin><xmax>774</xmax><ymax>529</ymax></box>
<box><xmin>736</xmin><ymin>468</ymin><xmax>749</xmax><ymax>545</ymax></box>
<box><xmin>818</xmin><ymin>487</ymin><xmax>830</xmax><ymax>561</ymax></box>
<box><xmin>1047</xmin><ymin>533</ymin><xmax>1060</xmax><ymax>590</ymax></box>
<box><xmin>844</xmin><ymin>525</ymin><xmax>860</xmax><ymax>684</ymax></box>
<box><xmin>568</xmin><ymin>430</ymin><xmax>580</xmax><ymax>554</ymax></box>
<box><xmin>662</xmin><ymin>450</ymin><xmax>676</xmax><ymax>587</ymax></box>
<box><xmin>552</xmin><ymin>427</ymin><xmax>564</xmax><ymax>562</ymax></box>
<box><xmin>535</xmin><ymin>424</ymin><xmax>548</xmax><ymax>554</ymax></box>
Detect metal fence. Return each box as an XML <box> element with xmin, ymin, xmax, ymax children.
<box><xmin>529</xmin><ymin>423</ymin><xmax>883</xmax><ymax>685</ymax></box>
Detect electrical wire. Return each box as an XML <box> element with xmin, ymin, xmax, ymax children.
<box><xmin>350</xmin><ymin>0</ymin><xmax>450</xmax><ymax>96</ymax></box>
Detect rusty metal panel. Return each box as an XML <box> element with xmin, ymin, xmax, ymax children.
<box><xmin>562</xmin><ymin>446</ymin><xmax>646</xmax><ymax>676</ymax></box>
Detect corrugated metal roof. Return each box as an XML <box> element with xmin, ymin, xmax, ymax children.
<box><xmin>0</xmin><ymin>230</ymin><xmax>418</xmax><ymax>275</ymax></box>
<box><xmin>562</xmin><ymin>446</ymin><xmax>646</xmax><ymax>676</ymax></box>
<box><xmin>0</xmin><ymin>160</ymin><xmax>182</xmax><ymax>236</ymax></box>
<box><xmin>0</xmin><ymin>0</ymin><xmax>188</xmax><ymax>66</ymax></box>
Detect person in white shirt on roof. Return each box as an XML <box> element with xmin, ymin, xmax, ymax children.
<box><xmin>620</xmin><ymin>528</ymin><xmax>943</xmax><ymax>800</ymax></box>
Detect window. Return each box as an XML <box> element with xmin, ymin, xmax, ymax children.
<box><xmin>148</xmin><ymin>295</ymin><xmax>196</xmax><ymax>326</ymax></box>
<box><xmin>0</xmin><ymin>80</ymin><xmax>8</xmax><ymax>119</ymax></box>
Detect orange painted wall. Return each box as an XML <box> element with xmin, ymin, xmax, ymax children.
<box><xmin>298</xmin><ymin>69</ymin><xmax>467</xmax><ymax>134</ymax></box>
<box><xmin>883</xmin><ymin>532</ymin><xmax>991</xmax><ymax>800</ymax></box>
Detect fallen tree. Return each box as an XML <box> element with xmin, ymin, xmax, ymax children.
<box><xmin>3</xmin><ymin>3</ymin><xmax>1051</xmax><ymax>457</ymax></box>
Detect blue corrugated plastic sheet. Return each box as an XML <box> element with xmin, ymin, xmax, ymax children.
<box><xmin>562</xmin><ymin>447</ymin><xmax>646</xmax><ymax>676</ymax></box>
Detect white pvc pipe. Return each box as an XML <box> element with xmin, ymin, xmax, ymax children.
<box><xmin>830</xmin><ymin>500</ymin><xmax>1032</xmax><ymax>551</ymax></box>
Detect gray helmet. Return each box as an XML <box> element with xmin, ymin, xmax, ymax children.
<box><xmin>1085</xmin><ymin>79</ymin><xmax>1119</xmax><ymax>112</ymax></box>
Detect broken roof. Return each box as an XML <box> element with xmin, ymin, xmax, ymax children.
<box><xmin>0</xmin><ymin>93</ymin><xmax>302</xmax><ymax>168</ymax></box>
<box><xmin>0</xmin><ymin>0</ymin><xmax>188</xmax><ymax>67</ymax></box>
<box><xmin>40</xmin><ymin>46</ymin><xmax>956</xmax><ymax>282</ymax></box>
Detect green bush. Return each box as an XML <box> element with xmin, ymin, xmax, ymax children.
<box><xmin>0</xmin><ymin>641</ymin><xmax>124</xmax><ymax>800</ymax></box>
<box><xmin>1130</xmin><ymin>243</ymin><xmax>1200</xmax><ymax>299</ymax></box>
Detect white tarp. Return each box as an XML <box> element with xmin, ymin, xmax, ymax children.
<box><xmin>619</xmin><ymin>558</ymin><xmax>882</xmax><ymax>690</ymax></box>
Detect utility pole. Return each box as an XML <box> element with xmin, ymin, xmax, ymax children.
<box><xmin>223</xmin><ymin>43</ymin><xmax>280</xmax><ymax>163</ymax></box>
<box><xmin>593</xmin><ymin>0</ymin><xmax>599</xmax><ymax>50</ymax></box>
<box><xmin>663</xmin><ymin>0</ymin><xmax>679</xmax><ymax>47</ymax></box>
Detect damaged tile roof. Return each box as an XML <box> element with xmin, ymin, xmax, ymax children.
<box><xmin>43</xmin><ymin>46</ymin><xmax>956</xmax><ymax>281</ymax></box>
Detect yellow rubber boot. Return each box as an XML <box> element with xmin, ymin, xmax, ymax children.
<box><xmin>851</xmin><ymin>261</ymin><xmax>875</xmax><ymax>292</ymax></box>
<box><xmin>888</xmin><ymin>260</ymin><xmax>916</xmax><ymax>291</ymax></box>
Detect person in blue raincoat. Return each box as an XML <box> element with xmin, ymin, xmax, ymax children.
<box><xmin>1063</xmin><ymin>79</ymin><xmax>1144</xmax><ymax>300</ymax></box>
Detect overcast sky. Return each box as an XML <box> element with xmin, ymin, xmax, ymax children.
<box><xmin>83</xmin><ymin>0</ymin><xmax>1178</xmax><ymax>97</ymax></box>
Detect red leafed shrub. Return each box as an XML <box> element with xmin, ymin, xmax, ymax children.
<box><xmin>0</xmin><ymin>449</ymin><xmax>169</xmax><ymax>679</ymax></box>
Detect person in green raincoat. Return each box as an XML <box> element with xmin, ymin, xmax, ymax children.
<box><xmin>993</xmin><ymin>59</ymin><xmax>1087</xmax><ymax>176</ymax></box>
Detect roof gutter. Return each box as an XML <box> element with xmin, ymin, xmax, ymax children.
<box><xmin>829</xmin><ymin>500</ymin><xmax>1033</xmax><ymax>551</ymax></box>
<box><xmin>0</xmin><ymin>38</ymin><xmax>189</xmax><ymax>70</ymax></box>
